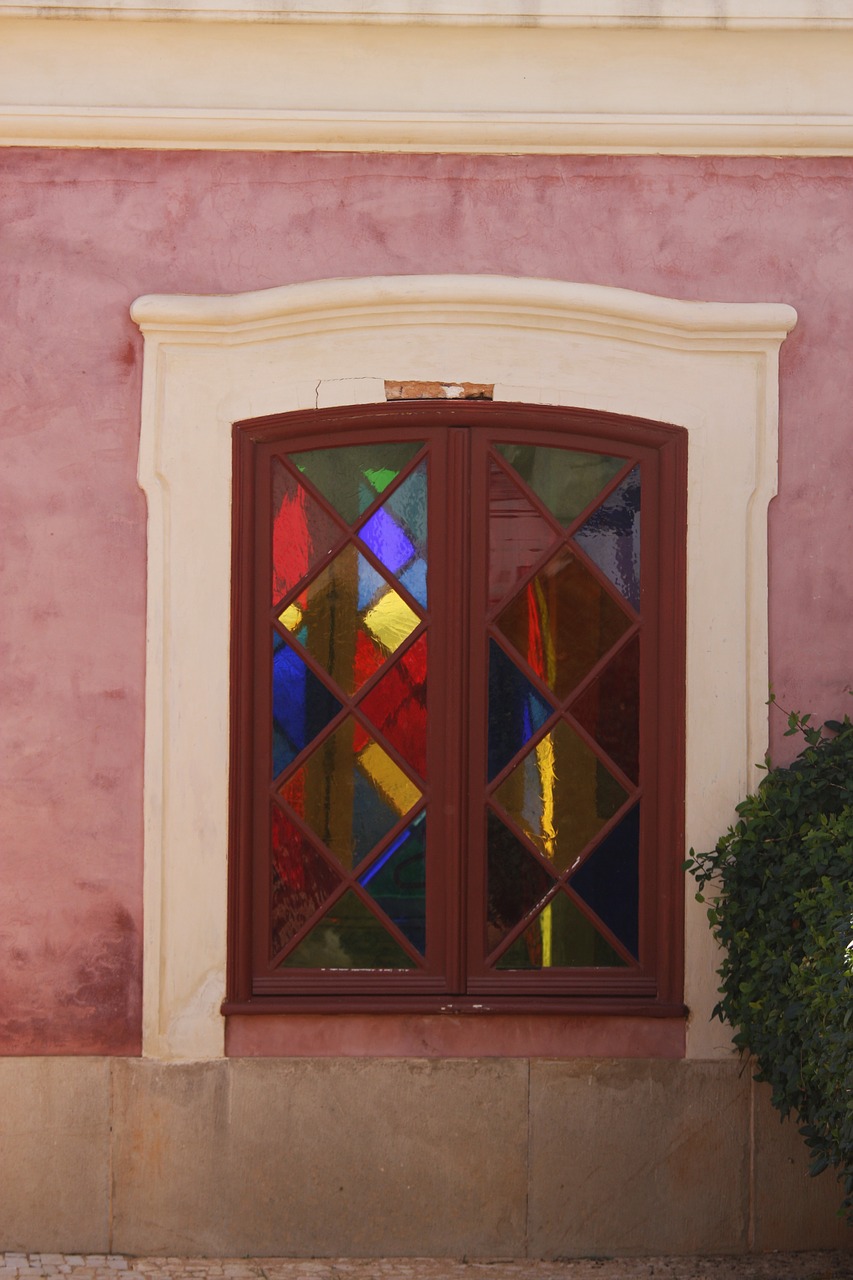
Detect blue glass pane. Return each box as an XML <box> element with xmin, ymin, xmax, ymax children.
<box><xmin>359</xmin><ymin>812</ymin><xmax>426</xmax><ymax>953</ymax></box>
<box><xmin>568</xmin><ymin>804</ymin><xmax>639</xmax><ymax>958</ymax></box>
<box><xmin>573</xmin><ymin>466</ymin><xmax>641</xmax><ymax>611</ymax></box>
<box><xmin>360</xmin><ymin>505</ymin><xmax>416</xmax><ymax>575</ymax></box>
<box><xmin>272</xmin><ymin>632</ymin><xmax>343</xmax><ymax>778</ymax></box>
<box><xmin>399</xmin><ymin>558</ymin><xmax>427</xmax><ymax>609</ymax></box>
<box><xmin>358</xmin><ymin>461</ymin><xmax>428</xmax><ymax>606</ymax></box>
<box><xmin>488</xmin><ymin>640</ymin><xmax>553</xmax><ymax>781</ymax></box>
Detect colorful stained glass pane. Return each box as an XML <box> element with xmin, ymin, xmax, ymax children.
<box><xmin>496</xmin><ymin>547</ymin><xmax>631</xmax><ymax>701</ymax></box>
<box><xmin>573</xmin><ymin>466</ymin><xmax>641</xmax><ymax>611</ymax></box>
<box><xmin>569</xmin><ymin>805</ymin><xmax>639</xmax><ymax>959</ymax></box>
<box><xmin>287</xmin><ymin>443</ymin><xmax>423</xmax><ymax>526</ymax></box>
<box><xmin>569</xmin><ymin>636</ymin><xmax>639</xmax><ymax>783</ymax></box>
<box><xmin>489</xmin><ymin>456</ymin><xmax>559</xmax><ymax>609</ymax></box>
<box><xmin>279</xmin><ymin>716</ymin><xmax>422</xmax><ymax>871</ymax></box>
<box><xmin>280</xmin><ymin>890</ymin><xmax>416</xmax><ymax>969</ymax></box>
<box><xmin>271</xmin><ymin>457</ymin><xmax>343</xmax><ymax>607</ymax></box>
<box><xmin>272</xmin><ymin>632</ymin><xmax>343</xmax><ymax>778</ymax></box>
<box><xmin>359</xmin><ymin>812</ymin><xmax>426</xmax><ymax>953</ymax></box>
<box><xmin>493</xmin><ymin>718</ymin><xmax>628</xmax><ymax>873</ymax></box>
<box><xmin>488</xmin><ymin>640</ymin><xmax>553</xmax><ymax>781</ymax></box>
<box><xmin>496</xmin><ymin>443</ymin><xmax>625</xmax><ymax>528</ymax></box>
<box><xmin>278</xmin><ymin>544</ymin><xmax>421</xmax><ymax>696</ymax></box>
<box><xmin>359</xmin><ymin>461</ymin><xmax>428</xmax><ymax>607</ymax></box>
<box><xmin>486</xmin><ymin>810</ymin><xmax>555</xmax><ymax>952</ymax></box>
<box><xmin>270</xmin><ymin>805</ymin><xmax>342</xmax><ymax>956</ymax></box>
<box><xmin>358</xmin><ymin>634</ymin><xmax>428</xmax><ymax>778</ymax></box>
<box><xmin>495</xmin><ymin>891</ymin><xmax>627</xmax><ymax>969</ymax></box>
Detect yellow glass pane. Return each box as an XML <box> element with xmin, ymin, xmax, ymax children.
<box><xmin>363</xmin><ymin>589</ymin><xmax>420</xmax><ymax>653</ymax></box>
<box><xmin>493</xmin><ymin>719</ymin><xmax>627</xmax><ymax>874</ymax></box>
<box><xmin>358</xmin><ymin>740</ymin><xmax>421</xmax><ymax>816</ymax></box>
<box><xmin>279</xmin><ymin>601</ymin><xmax>304</xmax><ymax>631</ymax></box>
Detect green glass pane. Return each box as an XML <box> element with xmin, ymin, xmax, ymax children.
<box><xmin>496</xmin><ymin>546</ymin><xmax>631</xmax><ymax>701</ymax></box>
<box><xmin>280</xmin><ymin>716</ymin><xmax>422</xmax><ymax>872</ymax></box>
<box><xmin>280</xmin><ymin>890</ymin><xmax>416</xmax><ymax>969</ymax></box>
<box><xmin>496</xmin><ymin>443</ymin><xmax>625</xmax><ymax>528</ymax></box>
<box><xmin>278</xmin><ymin>543</ymin><xmax>421</xmax><ymax>696</ymax></box>
<box><xmin>288</xmin><ymin>443</ymin><xmax>423</xmax><ymax>525</ymax></box>
<box><xmin>495</xmin><ymin>891</ymin><xmax>627</xmax><ymax>969</ymax></box>
<box><xmin>486</xmin><ymin>810</ymin><xmax>555</xmax><ymax>952</ymax></box>
<box><xmin>493</xmin><ymin>719</ymin><xmax>628</xmax><ymax>874</ymax></box>
<box><xmin>359</xmin><ymin>812</ymin><xmax>426</xmax><ymax>954</ymax></box>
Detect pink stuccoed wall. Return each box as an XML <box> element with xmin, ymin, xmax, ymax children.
<box><xmin>1</xmin><ymin>149</ymin><xmax>852</xmax><ymax>1054</ymax></box>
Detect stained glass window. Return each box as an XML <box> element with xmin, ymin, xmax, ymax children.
<box><xmin>230</xmin><ymin>403</ymin><xmax>685</xmax><ymax>1007</ymax></box>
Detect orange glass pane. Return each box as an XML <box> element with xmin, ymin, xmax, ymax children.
<box><xmin>278</xmin><ymin>543</ymin><xmax>421</xmax><ymax>696</ymax></box>
<box><xmin>496</xmin><ymin>547</ymin><xmax>631</xmax><ymax>701</ymax></box>
<box><xmin>495</xmin><ymin>891</ymin><xmax>627</xmax><ymax>969</ymax></box>
<box><xmin>492</xmin><ymin>719</ymin><xmax>628</xmax><ymax>874</ymax></box>
<box><xmin>280</xmin><ymin>717</ymin><xmax>422</xmax><ymax>872</ymax></box>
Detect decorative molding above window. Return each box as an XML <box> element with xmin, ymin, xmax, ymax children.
<box><xmin>4</xmin><ymin>19</ymin><xmax>853</xmax><ymax>154</ymax></box>
<box><xmin>132</xmin><ymin>273</ymin><xmax>796</xmax><ymax>1061</ymax></box>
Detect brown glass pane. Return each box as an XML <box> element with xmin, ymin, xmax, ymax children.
<box><xmin>279</xmin><ymin>717</ymin><xmax>422</xmax><ymax>872</ymax></box>
<box><xmin>569</xmin><ymin>635</ymin><xmax>640</xmax><ymax>783</ymax></box>
<box><xmin>278</xmin><ymin>544</ymin><xmax>421</xmax><ymax>696</ymax></box>
<box><xmin>496</xmin><ymin>443</ymin><xmax>625</xmax><ymax>528</ymax></box>
<box><xmin>280</xmin><ymin>890</ymin><xmax>416</xmax><ymax>969</ymax></box>
<box><xmin>358</xmin><ymin>633</ymin><xmax>428</xmax><ymax>779</ymax></box>
<box><xmin>270</xmin><ymin>805</ymin><xmax>342</xmax><ymax>956</ymax></box>
<box><xmin>493</xmin><ymin>718</ymin><xmax>628</xmax><ymax>874</ymax></box>
<box><xmin>272</xmin><ymin>458</ymin><xmax>343</xmax><ymax>607</ymax></box>
<box><xmin>486</xmin><ymin>809</ymin><xmax>555</xmax><ymax>952</ymax></box>
<box><xmin>495</xmin><ymin>890</ymin><xmax>627</xmax><ymax>969</ymax></box>
<box><xmin>288</xmin><ymin>443</ymin><xmax>423</xmax><ymax>526</ymax></box>
<box><xmin>489</xmin><ymin>457</ymin><xmax>559</xmax><ymax>609</ymax></box>
<box><xmin>496</xmin><ymin>547</ymin><xmax>631</xmax><ymax>701</ymax></box>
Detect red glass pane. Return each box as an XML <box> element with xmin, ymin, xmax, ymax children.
<box><xmin>488</xmin><ymin>457</ymin><xmax>558</xmax><ymax>609</ymax></box>
<box><xmin>358</xmin><ymin>634</ymin><xmax>428</xmax><ymax>778</ymax></box>
<box><xmin>496</xmin><ymin>547</ymin><xmax>631</xmax><ymax>701</ymax></box>
<box><xmin>272</xmin><ymin>458</ymin><xmax>342</xmax><ymax>607</ymax></box>
<box><xmin>569</xmin><ymin>636</ymin><xmax>640</xmax><ymax>783</ymax></box>
<box><xmin>270</xmin><ymin>805</ymin><xmax>342</xmax><ymax>956</ymax></box>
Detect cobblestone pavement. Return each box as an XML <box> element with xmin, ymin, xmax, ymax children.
<box><xmin>1</xmin><ymin>1256</ymin><xmax>852</xmax><ymax>1280</ymax></box>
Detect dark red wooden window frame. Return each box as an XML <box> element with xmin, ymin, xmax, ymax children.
<box><xmin>226</xmin><ymin>401</ymin><xmax>686</xmax><ymax>1016</ymax></box>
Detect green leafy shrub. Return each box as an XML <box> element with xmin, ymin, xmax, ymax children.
<box><xmin>686</xmin><ymin>707</ymin><xmax>853</xmax><ymax>1217</ymax></box>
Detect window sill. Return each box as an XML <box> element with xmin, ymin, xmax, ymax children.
<box><xmin>223</xmin><ymin>1002</ymin><xmax>688</xmax><ymax>1058</ymax></box>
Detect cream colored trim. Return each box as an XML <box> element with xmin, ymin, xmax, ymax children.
<box><xmin>4</xmin><ymin>0</ymin><xmax>853</xmax><ymax>26</ymax></box>
<box><xmin>134</xmin><ymin>273</ymin><xmax>795</xmax><ymax>1061</ymax></box>
<box><xmin>4</xmin><ymin>19</ymin><xmax>853</xmax><ymax>155</ymax></box>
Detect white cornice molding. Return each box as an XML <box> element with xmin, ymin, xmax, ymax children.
<box><xmin>4</xmin><ymin>18</ymin><xmax>853</xmax><ymax>154</ymax></box>
<box><xmin>131</xmin><ymin>275</ymin><xmax>799</xmax><ymax>345</ymax></box>
<box><xmin>3</xmin><ymin>0</ymin><xmax>853</xmax><ymax>25</ymax></box>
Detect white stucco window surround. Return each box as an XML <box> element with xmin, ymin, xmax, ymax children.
<box><xmin>132</xmin><ymin>274</ymin><xmax>796</xmax><ymax>1062</ymax></box>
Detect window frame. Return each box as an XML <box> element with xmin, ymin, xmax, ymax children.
<box><xmin>226</xmin><ymin>399</ymin><xmax>687</xmax><ymax>1015</ymax></box>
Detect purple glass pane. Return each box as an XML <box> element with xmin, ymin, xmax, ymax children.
<box><xmin>573</xmin><ymin>466</ymin><xmax>641</xmax><ymax>611</ymax></box>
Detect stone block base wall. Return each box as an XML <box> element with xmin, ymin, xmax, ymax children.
<box><xmin>0</xmin><ymin>1058</ymin><xmax>847</xmax><ymax>1257</ymax></box>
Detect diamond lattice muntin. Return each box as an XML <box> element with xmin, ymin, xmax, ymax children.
<box><xmin>485</xmin><ymin>442</ymin><xmax>640</xmax><ymax>971</ymax></box>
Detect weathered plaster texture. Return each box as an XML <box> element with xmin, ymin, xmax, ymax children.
<box><xmin>1</xmin><ymin>150</ymin><xmax>852</xmax><ymax>1051</ymax></box>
